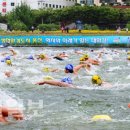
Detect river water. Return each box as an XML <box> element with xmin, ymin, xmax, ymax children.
<box><xmin>0</xmin><ymin>47</ymin><xmax>130</xmax><ymax>130</ymax></box>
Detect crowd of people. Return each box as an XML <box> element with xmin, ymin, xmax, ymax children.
<box><xmin>1</xmin><ymin>47</ymin><xmax>127</xmax><ymax>124</ymax></box>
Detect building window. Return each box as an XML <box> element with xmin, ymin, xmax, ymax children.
<box><xmin>11</xmin><ymin>2</ymin><xmax>15</xmax><ymax>6</ymax></box>
<box><xmin>53</xmin><ymin>4</ymin><xmax>55</xmax><ymax>8</ymax></box>
<box><xmin>59</xmin><ymin>5</ymin><xmax>61</xmax><ymax>8</ymax></box>
<box><xmin>2</xmin><ymin>2</ymin><xmax>6</xmax><ymax>7</ymax></box>
<box><xmin>46</xmin><ymin>4</ymin><xmax>48</xmax><ymax>7</ymax></box>
<box><xmin>56</xmin><ymin>5</ymin><xmax>58</xmax><ymax>8</ymax></box>
<box><xmin>49</xmin><ymin>4</ymin><xmax>51</xmax><ymax>7</ymax></box>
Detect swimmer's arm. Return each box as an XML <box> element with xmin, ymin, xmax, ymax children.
<box><xmin>74</xmin><ymin>64</ymin><xmax>88</xmax><ymax>73</ymax></box>
<box><xmin>35</xmin><ymin>80</ymin><xmax>75</xmax><ymax>88</ymax></box>
<box><xmin>50</xmin><ymin>68</ymin><xmax>59</xmax><ymax>72</ymax></box>
<box><xmin>1</xmin><ymin>52</ymin><xmax>9</xmax><ymax>56</ymax></box>
<box><xmin>90</xmin><ymin>60</ymin><xmax>100</xmax><ymax>65</ymax></box>
<box><xmin>35</xmin><ymin>81</ymin><xmax>45</xmax><ymax>85</ymax></box>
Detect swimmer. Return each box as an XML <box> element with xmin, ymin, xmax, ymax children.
<box><xmin>0</xmin><ymin>107</ymin><xmax>24</xmax><ymax>124</ymax></box>
<box><xmin>53</xmin><ymin>52</ymin><xmax>68</xmax><ymax>61</ymax></box>
<box><xmin>42</xmin><ymin>67</ymin><xmax>59</xmax><ymax>72</ymax></box>
<box><xmin>84</xmin><ymin>64</ymin><xmax>97</xmax><ymax>75</ymax></box>
<box><xmin>1</xmin><ymin>52</ymin><xmax>9</xmax><ymax>56</ymax></box>
<box><xmin>74</xmin><ymin>49</ymin><xmax>84</xmax><ymax>55</ymax></box>
<box><xmin>6</xmin><ymin>60</ymin><xmax>12</xmax><ymax>66</ymax></box>
<box><xmin>64</xmin><ymin>64</ymin><xmax>90</xmax><ymax>75</ymax></box>
<box><xmin>58</xmin><ymin>52</ymin><xmax>69</xmax><ymax>58</ymax></box>
<box><xmin>9</xmin><ymin>48</ymin><xmax>17</xmax><ymax>56</ymax></box>
<box><xmin>36</xmin><ymin>54</ymin><xmax>49</xmax><ymax>60</ymax></box>
<box><xmin>91</xmin><ymin>75</ymin><xmax>112</xmax><ymax>87</ymax></box>
<box><xmin>4</xmin><ymin>71</ymin><xmax>12</xmax><ymax>77</ymax></box>
<box><xmin>80</xmin><ymin>54</ymin><xmax>100</xmax><ymax>65</ymax></box>
<box><xmin>35</xmin><ymin>77</ymin><xmax>75</xmax><ymax>88</ymax></box>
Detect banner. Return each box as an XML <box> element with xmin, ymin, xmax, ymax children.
<box><xmin>0</xmin><ymin>35</ymin><xmax>130</xmax><ymax>45</ymax></box>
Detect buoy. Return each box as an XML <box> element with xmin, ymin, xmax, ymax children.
<box><xmin>91</xmin><ymin>115</ymin><xmax>112</xmax><ymax>121</ymax></box>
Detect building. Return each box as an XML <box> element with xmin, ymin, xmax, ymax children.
<box><xmin>34</xmin><ymin>0</ymin><xmax>76</xmax><ymax>9</ymax></box>
<box><xmin>0</xmin><ymin>0</ymin><xmax>127</xmax><ymax>15</ymax></box>
<box><xmin>0</xmin><ymin>0</ymin><xmax>77</xmax><ymax>15</ymax></box>
<box><xmin>77</xmin><ymin>0</ymin><xmax>124</xmax><ymax>6</ymax></box>
<box><xmin>0</xmin><ymin>0</ymin><xmax>23</xmax><ymax>15</ymax></box>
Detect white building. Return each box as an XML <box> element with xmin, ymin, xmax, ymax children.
<box><xmin>0</xmin><ymin>0</ymin><xmax>76</xmax><ymax>15</ymax></box>
<box><xmin>0</xmin><ymin>0</ymin><xmax>125</xmax><ymax>15</ymax></box>
<box><xmin>27</xmin><ymin>0</ymin><xmax>77</xmax><ymax>9</ymax></box>
<box><xmin>77</xmin><ymin>0</ymin><xmax>124</xmax><ymax>6</ymax></box>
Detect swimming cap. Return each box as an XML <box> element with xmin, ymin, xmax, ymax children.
<box><xmin>6</xmin><ymin>60</ymin><xmax>12</xmax><ymax>65</ymax></box>
<box><xmin>61</xmin><ymin>77</ymin><xmax>72</xmax><ymax>84</ymax></box>
<box><xmin>92</xmin><ymin>75</ymin><xmax>102</xmax><ymax>85</ymax></box>
<box><xmin>127</xmin><ymin>51</ymin><xmax>130</xmax><ymax>55</ymax></box>
<box><xmin>28</xmin><ymin>55</ymin><xmax>34</xmax><ymax>60</ymax></box>
<box><xmin>83</xmin><ymin>54</ymin><xmax>89</xmax><ymax>59</ymax></box>
<box><xmin>42</xmin><ymin>67</ymin><xmax>50</xmax><ymax>72</ymax></box>
<box><xmin>44</xmin><ymin>76</ymin><xmax>54</xmax><ymax>80</ymax></box>
<box><xmin>1</xmin><ymin>59</ymin><xmax>5</xmax><ymax>62</ymax></box>
<box><xmin>80</xmin><ymin>57</ymin><xmax>85</xmax><ymax>61</ymax></box>
<box><xmin>39</xmin><ymin>54</ymin><xmax>45</xmax><ymax>59</ymax></box>
<box><xmin>127</xmin><ymin>56</ymin><xmax>130</xmax><ymax>60</ymax></box>
<box><xmin>5</xmin><ymin>56</ymin><xmax>11</xmax><ymax>60</ymax></box>
<box><xmin>65</xmin><ymin>64</ymin><xmax>73</xmax><ymax>71</ymax></box>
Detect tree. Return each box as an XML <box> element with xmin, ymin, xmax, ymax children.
<box><xmin>7</xmin><ymin>3</ymin><xmax>35</xmax><ymax>30</ymax></box>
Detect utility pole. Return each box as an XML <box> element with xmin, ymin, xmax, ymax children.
<box><xmin>38</xmin><ymin>0</ymin><xmax>45</xmax><ymax>24</ymax></box>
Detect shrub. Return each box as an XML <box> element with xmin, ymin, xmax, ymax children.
<box><xmin>12</xmin><ymin>20</ymin><xmax>27</xmax><ymax>31</ymax></box>
<box><xmin>37</xmin><ymin>24</ymin><xmax>59</xmax><ymax>31</ymax></box>
<box><xmin>84</xmin><ymin>24</ymin><xmax>92</xmax><ymax>30</ymax></box>
<box><xmin>126</xmin><ymin>22</ymin><xmax>130</xmax><ymax>30</ymax></box>
<box><xmin>91</xmin><ymin>25</ymin><xmax>99</xmax><ymax>30</ymax></box>
<box><xmin>84</xmin><ymin>24</ymin><xmax>99</xmax><ymax>30</ymax></box>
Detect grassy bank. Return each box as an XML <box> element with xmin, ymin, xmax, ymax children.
<box><xmin>0</xmin><ymin>30</ymin><xmax>130</xmax><ymax>36</ymax></box>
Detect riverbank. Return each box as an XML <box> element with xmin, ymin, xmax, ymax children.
<box><xmin>0</xmin><ymin>30</ymin><xmax>130</xmax><ymax>36</ymax></box>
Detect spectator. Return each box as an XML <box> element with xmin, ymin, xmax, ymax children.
<box><xmin>116</xmin><ymin>26</ymin><xmax>121</xmax><ymax>34</ymax></box>
<box><xmin>31</xmin><ymin>26</ymin><xmax>35</xmax><ymax>33</ymax></box>
<box><xmin>61</xmin><ymin>26</ymin><xmax>64</xmax><ymax>33</ymax></box>
<box><xmin>65</xmin><ymin>27</ymin><xmax>69</xmax><ymax>33</ymax></box>
<box><xmin>126</xmin><ymin>28</ymin><xmax>128</xmax><ymax>33</ymax></box>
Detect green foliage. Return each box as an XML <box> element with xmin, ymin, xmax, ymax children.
<box><xmin>7</xmin><ymin>3</ymin><xmax>35</xmax><ymax>30</ymax></box>
<box><xmin>38</xmin><ymin>24</ymin><xmax>59</xmax><ymax>31</ymax></box>
<box><xmin>5</xmin><ymin>5</ymin><xmax>130</xmax><ymax>30</ymax></box>
<box><xmin>0</xmin><ymin>14</ymin><xmax>7</xmax><ymax>23</ymax></box>
<box><xmin>84</xmin><ymin>24</ymin><xmax>99</xmax><ymax>30</ymax></box>
<box><xmin>126</xmin><ymin>22</ymin><xmax>130</xmax><ymax>30</ymax></box>
<box><xmin>92</xmin><ymin>25</ymin><xmax>99</xmax><ymax>30</ymax></box>
<box><xmin>12</xmin><ymin>20</ymin><xmax>27</xmax><ymax>31</ymax></box>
